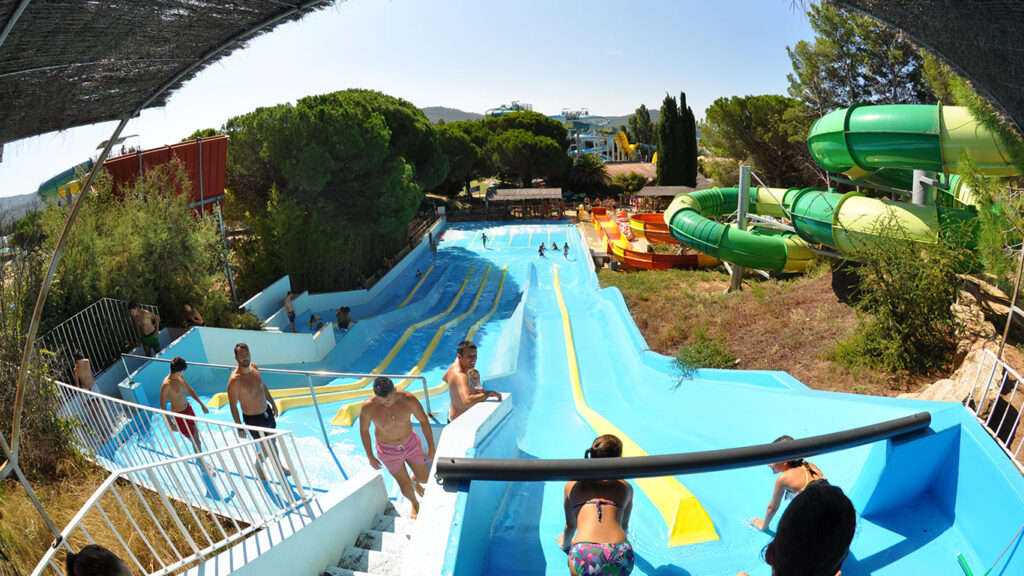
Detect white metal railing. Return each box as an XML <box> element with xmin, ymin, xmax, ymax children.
<box><xmin>968</xmin><ymin>348</ymin><xmax>1024</xmax><ymax>471</ymax></box>
<box><xmin>37</xmin><ymin>298</ymin><xmax>159</xmax><ymax>382</ymax></box>
<box><xmin>37</xmin><ymin>380</ymin><xmax>316</xmax><ymax>576</ymax></box>
<box><xmin>120</xmin><ymin>353</ymin><xmax>436</xmax><ymax>478</ymax></box>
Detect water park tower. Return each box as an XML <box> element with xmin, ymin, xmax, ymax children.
<box><xmin>486</xmin><ymin>100</ymin><xmax>533</xmax><ymax>117</ymax></box>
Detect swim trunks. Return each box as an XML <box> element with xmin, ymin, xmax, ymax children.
<box><xmin>172</xmin><ymin>404</ymin><xmax>198</xmax><ymax>440</ymax></box>
<box><xmin>242</xmin><ymin>406</ymin><xmax>277</xmax><ymax>440</ymax></box>
<box><xmin>376</xmin><ymin>432</ymin><xmax>427</xmax><ymax>474</ymax></box>
<box><xmin>141</xmin><ymin>331</ymin><xmax>160</xmax><ymax>349</ymax></box>
<box><xmin>568</xmin><ymin>541</ymin><xmax>634</xmax><ymax>576</ymax></box>
<box><xmin>287</xmin><ymin>310</ymin><xmax>296</xmax><ymax>323</ymax></box>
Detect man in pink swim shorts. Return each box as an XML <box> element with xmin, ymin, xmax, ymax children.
<box><xmin>359</xmin><ymin>376</ymin><xmax>436</xmax><ymax>518</ymax></box>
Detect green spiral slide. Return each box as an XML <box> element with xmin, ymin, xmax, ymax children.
<box><xmin>665</xmin><ymin>104</ymin><xmax>1018</xmax><ymax>272</ymax></box>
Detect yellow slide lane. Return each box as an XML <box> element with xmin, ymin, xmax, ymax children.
<box><xmin>206</xmin><ymin>264</ymin><xmax>442</xmax><ymax>409</ymax></box>
<box><xmin>332</xmin><ymin>266</ymin><xmax>508</xmax><ymax>426</ymax></box>
<box><xmin>272</xmin><ymin>267</ymin><xmax>478</xmax><ymax>414</ymax></box>
<box><xmin>552</xmin><ymin>265</ymin><xmax>718</xmax><ymax>547</ymax></box>
<box><xmin>208</xmin><ymin>268</ymin><xmax>474</xmax><ymax>411</ymax></box>
<box><xmin>395</xmin><ymin>265</ymin><xmax>434</xmax><ymax>310</ymax></box>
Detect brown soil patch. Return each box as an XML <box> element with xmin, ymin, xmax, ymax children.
<box><xmin>600</xmin><ymin>267</ymin><xmax>939</xmax><ymax>397</ymax></box>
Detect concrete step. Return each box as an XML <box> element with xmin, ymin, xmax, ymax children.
<box><xmin>323</xmin><ymin>566</ymin><xmax>368</xmax><ymax>576</ymax></box>
<box><xmin>370</xmin><ymin>513</ymin><xmax>415</xmax><ymax>535</ymax></box>
<box><xmin>354</xmin><ymin>528</ymin><xmax>411</xmax><ymax>552</ymax></box>
<box><xmin>336</xmin><ymin>546</ymin><xmax>401</xmax><ymax>576</ymax></box>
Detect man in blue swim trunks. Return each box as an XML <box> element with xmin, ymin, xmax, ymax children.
<box><xmin>227</xmin><ymin>342</ymin><xmax>289</xmax><ymax>476</ymax></box>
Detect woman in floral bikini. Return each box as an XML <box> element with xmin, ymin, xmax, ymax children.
<box><xmin>558</xmin><ymin>434</ymin><xmax>635</xmax><ymax>575</ymax></box>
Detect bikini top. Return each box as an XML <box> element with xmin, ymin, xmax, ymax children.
<box><xmin>785</xmin><ymin>464</ymin><xmax>827</xmax><ymax>500</ymax></box>
<box><xmin>572</xmin><ymin>498</ymin><xmax>619</xmax><ymax>522</ymax></box>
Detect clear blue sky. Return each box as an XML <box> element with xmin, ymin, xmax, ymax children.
<box><xmin>0</xmin><ymin>0</ymin><xmax>815</xmax><ymax>198</ymax></box>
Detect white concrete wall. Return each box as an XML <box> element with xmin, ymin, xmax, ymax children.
<box><xmin>185</xmin><ymin>471</ymin><xmax>388</xmax><ymax>576</ymax></box>
<box><xmin>198</xmin><ymin>326</ymin><xmax>335</xmax><ymax>366</ymax></box>
<box><xmin>401</xmin><ymin>395</ymin><xmax>513</xmax><ymax>576</ymax></box>
<box><xmin>240</xmin><ymin>275</ymin><xmax>291</xmax><ymax>320</ymax></box>
<box><xmin>262</xmin><ymin>217</ymin><xmax>447</xmax><ymax>330</ymax></box>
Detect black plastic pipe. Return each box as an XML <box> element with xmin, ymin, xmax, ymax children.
<box><xmin>435</xmin><ymin>411</ymin><xmax>931</xmax><ymax>482</ymax></box>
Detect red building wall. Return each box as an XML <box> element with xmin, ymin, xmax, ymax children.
<box><xmin>102</xmin><ymin>135</ymin><xmax>228</xmax><ymax>213</ymax></box>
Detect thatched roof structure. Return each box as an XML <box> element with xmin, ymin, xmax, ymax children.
<box><xmin>0</xmin><ymin>0</ymin><xmax>335</xmax><ymax>145</ymax></box>
<box><xmin>605</xmin><ymin>162</ymin><xmax>656</xmax><ymax>180</ymax></box>
<box><xmin>832</xmin><ymin>1</ymin><xmax>1024</xmax><ymax>136</ymax></box>
<box><xmin>486</xmin><ymin>188</ymin><xmax>563</xmax><ymax>201</ymax></box>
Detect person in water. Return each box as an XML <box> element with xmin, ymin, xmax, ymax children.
<box><xmin>737</xmin><ymin>481</ymin><xmax>855</xmax><ymax>576</ymax></box>
<box><xmin>750</xmin><ymin>435</ymin><xmax>827</xmax><ymax>531</ymax></box>
<box><xmin>539</xmin><ymin>243</ymin><xmax>547</xmax><ymax>257</ymax></box>
<box><xmin>558</xmin><ymin>434</ymin><xmax>634</xmax><ymax>576</ymax></box>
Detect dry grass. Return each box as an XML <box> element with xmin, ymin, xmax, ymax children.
<box><xmin>0</xmin><ymin>458</ymin><xmax>244</xmax><ymax>576</ymax></box>
<box><xmin>599</xmin><ymin>264</ymin><xmax>939</xmax><ymax>396</ymax></box>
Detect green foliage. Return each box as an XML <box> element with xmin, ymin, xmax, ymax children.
<box><xmin>608</xmin><ymin>171</ymin><xmax>648</xmax><ymax>196</ymax></box>
<box><xmin>222</xmin><ymin>90</ymin><xmax>446</xmax><ymax>292</ymax></box>
<box><xmin>920</xmin><ymin>54</ymin><xmax>1024</xmax><ymax>288</ymax></box>
<box><xmin>672</xmin><ymin>326</ymin><xmax>736</xmax><ymax>383</ymax></box>
<box><xmin>699</xmin><ymin>157</ymin><xmax>741</xmax><ymax>187</ymax></box>
<box><xmin>680</xmin><ymin>92</ymin><xmax>698</xmax><ymax>187</ymax></box>
<box><xmin>11</xmin><ymin>210</ymin><xmax>44</xmax><ymax>250</ymax></box>
<box><xmin>37</xmin><ymin>161</ymin><xmax>228</xmax><ymax>329</ymax></box>
<box><xmin>183</xmin><ymin>127</ymin><xmax>223</xmax><ymax>142</ymax></box>
<box><xmin>787</xmin><ymin>3</ymin><xmax>934</xmax><ymax>114</ymax></box>
<box><xmin>437</xmin><ymin>120</ymin><xmax>492</xmax><ymax>197</ymax></box>
<box><xmin>566</xmin><ymin>154</ymin><xmax>610</xmax><ymax>196</ymax></box>
<box><xmin>1</xmin><ymin>237</ymin><xmax>78</xmax><ymax>479</ymax></box>
<box><xmin>834</xmin><ymin>214</ymin><xmax>966</xmax><ymax>375</ymax></box>
<box><xmin>629</xmin><ymin>104</ymin><xmax>657</xmax><ymax>161</ymax></box>
<box><xmin>486</xmin><ymin>128</ymin><xmax>568</xmax><ymax>188</ymax></box>
<box><xmin>657</xmin><ymin>94</ymin><xmax>685</xmax><ymax>185</ymax></box>
<box><xmin>700</xmin><ymin>94</ymin><xmax>821</xmax><ymax>187</ymax></box>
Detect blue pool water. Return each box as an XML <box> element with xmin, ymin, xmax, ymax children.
<box><xmin>119</xmin><ymin>221</ymin><xmax>1024</xmax><ymax>575</ymax></box>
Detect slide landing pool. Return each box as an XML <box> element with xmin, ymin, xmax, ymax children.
<box><xmin>118</xmin><ymin>221</ymin><xmax>1023</xmax><ymax>575</ymax></box>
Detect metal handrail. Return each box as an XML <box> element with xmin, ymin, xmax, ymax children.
<box><xmin>436</xmin><ymin>412</ymin><xmax>931</xmax><ymax>482</ymax></box>
<box><xmin>968</xmin><ymin>348</ymin><xmax>1024</xmax><ymax>471</ymax></box>
<box><xmin>121</xmin><ymin>353</ymin><xmax>435</xmax><ymax>476</ymax></box>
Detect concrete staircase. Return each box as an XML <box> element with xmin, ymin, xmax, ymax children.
<box><xmin>323</xmin><ymin>501</ymin><xmax>413</xmax><ymax>576</ymax></box>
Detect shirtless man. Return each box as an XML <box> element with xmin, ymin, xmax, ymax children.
<box><xmin>72</xmin><ymin>350</ymin><xmax>95</xmax><ymax>391</ymax></box>
<box><xmin>444</xmin><ymin>341</ymin><xmax>501</xmax><ymax>422</ymax></box>
<box><xmin>128</xmin><ymin>302</ymin><xmax>160</xmax><ymax>357</ymax></box>
<box><xmin>280</xmin><ymin>291</ymin><xmax>297</xmax><ymax>332</ymax></box>
<box><xmin>359</xmin><ymin>377</ymin><xmax>436</xmax><ymax>518</ymax></box>
<box><xmin>72</xmin><ymin>350</ymin><xmax>102</xmax><ymax>426</ymax></box>
<box><xmin>159</xmin><ymin>357</ymin><xmax>210</xmax><ymax>457</ymax></box>
<box><xmin>226</xmin><ymin>343</ymin><xmax>289</xmax><ymax>476</ymax></box>
<box><xmin>183</xmin><ymin>302</ymin><xmax>205</xmax><ymax>327</ymax></box>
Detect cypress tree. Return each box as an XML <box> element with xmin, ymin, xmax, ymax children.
<box><xmin>657</xmin><ymin>94</ymin><xmax>685</xmax><ymax>185</ymax></box>
<box><xmin>681</xmin><ymin>91</ymin><xmax>698</xmax><ymax>186</ymax></box>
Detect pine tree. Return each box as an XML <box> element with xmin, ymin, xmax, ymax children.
<box><xmin>657</xmin><ymin>94</ymin><xmax>685</xmax><ymax>185</ymax></box>
<box><xmin>681</xmin><ymin>92</ymin><xmax>698</xmax><ymax>187</ymax></box>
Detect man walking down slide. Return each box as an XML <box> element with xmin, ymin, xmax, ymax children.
<box><xmin>359</xmin><ymin>376</ymin><xmax>436</xmax><ymax>518</ymax></box>
<box><xmin>227</xmin><ymin>343</ymin><xmax>290</xmax><ymax>477</ymax></box>
<box><xmin>160</xmin><ymin>357</ymin><xmax>214</xmax><ymax>475</ymax></box>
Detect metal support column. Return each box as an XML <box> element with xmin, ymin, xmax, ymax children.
<box><xmin>728</xmin><ymin>165</ymin><xmax>751</xmax><ymax>293</ymax></box>
<box><xmin>216</xmin><ymin>203</ymin><xmax>237</xmax><ymax>303</ymax></box>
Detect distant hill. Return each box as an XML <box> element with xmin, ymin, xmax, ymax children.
<box><xmin>422</xmin><ymin>107</ymin><xmax>484</xmax><ymax>123</ymax></box>
<box><xmin>0</xmin><ymin>192</ymin><xmax>42</xmax><ymax>227</ymax></box>
<box><xmin>603</xmin><ymin>109</ymin><xmax>660</xmax><ymax>130</ymax></box>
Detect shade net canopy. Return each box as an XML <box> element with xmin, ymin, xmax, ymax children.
<box><xmin>0</xmin><ymin>0</ymin><xmax>334</xmax><ymax>145</ymax></box>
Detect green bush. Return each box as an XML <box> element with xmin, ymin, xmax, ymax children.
<box><xmin>37</xmin><ymin>160</ymin><xmax>238</xmax><ymax>330</ymax></box>
<box><xmin>672</xmin><ymin>326</ymin><xmax>737</xmax><ymax>384</ymax></box>
<box><xmin>833</xmin><ymin>213</ymin><xmax>967</xmax><ymax>375</ymax></box>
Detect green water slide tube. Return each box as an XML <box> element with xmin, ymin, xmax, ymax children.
<box><xmin>665</xmin><ymin>104</ymin><xmax>1007</xmax><ymax>272</ymax></box>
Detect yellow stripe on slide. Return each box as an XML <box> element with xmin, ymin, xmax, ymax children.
<box><xmin>396</xmin><ymin>265</ymin><xmax>435</xmax><ymax>310</ymax></box>
<box><xmin>272</xmin><ymin>267</ymin><xmax>476</xmax><ymax>414</ymax></box>
<box><xmin>332</xmin><ymin>266</ymin><xmax>507</xmax><ymax>426</ymax></box>
<box><xmin>551</xmin><ymin>265</ymin><xmax>718</xmax><ymax>547</ymax></box>
<box><xmin>248</xmin><ymin>268</ymin><xmax>475</xmax><ymax>414</ymax></box>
